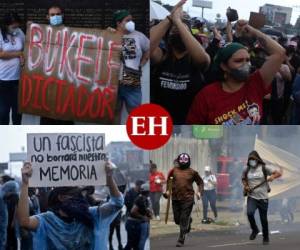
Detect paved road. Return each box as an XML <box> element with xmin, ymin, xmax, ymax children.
<box><xmin>151</xmin><ymin>222</ymin><xmax>300</xmax><ymax>250</ymax></box>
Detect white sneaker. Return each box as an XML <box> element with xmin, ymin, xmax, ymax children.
<box><xmin>156</xmin><ymin>215</ymin><xmax>161</xmax><ymax>221</ymax></box>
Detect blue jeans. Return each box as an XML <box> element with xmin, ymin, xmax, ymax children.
<box><xmin>202</xmin><ymin>190</ymin><xmax>218</xmax><ymax>219</ymax></box>
<box><xmin>149</xmin><ymin>192</ymin><xmax>162</xmax><ymax>217</ymax></box>
<box><xmin>118</xmin><ymin>85</ymin><xmax>142</xmax><ymax>113</ymax></box>
<box><xmin>139</xmin><ymin>222</ymin><xmax>149</xmax><ymax>250</ymax></box>
<box><xmin>124</xmin><ymin>219</ymin><xmax>141</xmax><ymax>250</ymax></box>
<box><xmin>124</xmin><ymin>219</ymin><xmax>148</xmax><ymax>250</ymax></box>
<box><xmin>0</xmin><ymin>80</ymin><xmax>22</xmax><ymax>124</ymax></box>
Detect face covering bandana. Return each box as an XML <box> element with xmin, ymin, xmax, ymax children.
<box><xmin>50</xmin><ymin>15</ymin><xmax>63</xmax><ymax>26</ymax></box>
<box><xmin>57</xmin><ymin>196</ymin><xmax>94</xmax><ymax>228</ymax></box>
<box><xmin>168</xmin><ymin>34</ymin><xmax>186</xmax><ymax>52</ymax></box>
<box><xmin>249</xmin><ymin>159</ymin><xmax>258</xmax><ymax>168</ymax></box>
<box><xmin>229</xmin><ymin>62</ymin><xmax>251</xmax><ymax>82</ymax></box>
<box><xmin>125</xmin><ymin>21</ymin><xmax>135</xmax><ymax>33</ymax></box>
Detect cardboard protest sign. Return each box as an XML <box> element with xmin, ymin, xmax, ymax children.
<box><xmin>19</xmin><ymin>23</ymin><xmax>122</xmax><ymax>124</ymax></box>
<box><xmin>249</xmin><ymin>12</ymin><xmax>266</xmax><ymax>29</ymax></box>
<box><xmin>27</xmin><ymin>133</ymin><xmax>107</xmax><ymax>187</ymax></box>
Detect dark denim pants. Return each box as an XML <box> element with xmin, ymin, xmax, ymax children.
<box><xmin>202</xmin><ymin>189</ymin><xmax>218</xmax><ymax>219</ymax></box>
<box><xmin>247</xmin><ymin>197</ymin><xmax>269</xmax><ymax>239</ymax></box>
<box><xmin>0</xmin><ymin>80</ymin><xmax>21</xmax><ymax>124</ymax></box>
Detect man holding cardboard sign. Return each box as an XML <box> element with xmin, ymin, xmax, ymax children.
<box><xmin>17</xmin><ymin>160</ymin><xmax>123</xmax><ymax>250</ymax></box>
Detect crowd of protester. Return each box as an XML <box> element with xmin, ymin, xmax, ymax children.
<box><xmin>0</xmin><ymin>5</ymin><xmax>149</xmax><ymax>125</ymax></box>
<box><xmin>151</xmin><ymin>0</ymin><xmax>300</xmax><ymax>125</ymax></box>
<box><xmin>0</xmin><ymin>162</ymin><xmax>151</xmax><ymax>250</ymax></box>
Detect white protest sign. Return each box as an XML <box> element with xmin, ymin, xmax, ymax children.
<box><xmin>27</xmin><ymin>133</ymin><xmax>107</xmax><ymax>187</ymax></box>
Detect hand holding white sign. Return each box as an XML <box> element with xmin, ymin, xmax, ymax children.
<box><xmin>27</xmin><ymin>133</ymin><xmax>107</xmax><ymax>187</ymax></box>
<box><xmin>21</xmin><ymin>162</ymin><xmax>33</xmax><ymax>185</ymax></box>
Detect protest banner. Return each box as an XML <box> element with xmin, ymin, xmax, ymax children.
<box><xmin>27</xmin><ymin>133</ymin><xmax>107</xmax><ymax>187</ymax></box>
<box><xmin>19</xmin><ymin>23</ymin><xmax>122</xmax><ymax>124</ymax></box>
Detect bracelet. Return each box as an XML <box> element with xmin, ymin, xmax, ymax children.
<box><xmin>167</xmin><ymin>15</ymin><xmax>172</xmax><ymax>24</ymax></box>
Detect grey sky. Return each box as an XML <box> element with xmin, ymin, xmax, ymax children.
<box><xmin>0</xmin><ymin>125</ymin><xmax>129</xmax><ymax>162</ymax></box>
<box><xmin>161</xmin><ymin>0</ymin><xmax>300</xmax><ymax>24</ymax></box>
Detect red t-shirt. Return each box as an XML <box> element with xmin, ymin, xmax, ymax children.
<box><xmin>149</xmin><ymin>171</ymin><xmax>166</xmax><ymax>192</ymax></box>
<box><xmin>186</xmin><ymin>71</ymin><xmax>271</xmax><ymax>125</ymax></box>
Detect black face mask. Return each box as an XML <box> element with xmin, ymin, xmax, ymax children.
<box><xmin>168</xmin><ymin>34</ymin><xmax>186</xmax><ymax>52</ymax></box>
<box><xmin>229</xmin><ymin>63</ymin><xmax>251</xmax><ymax>82</ymax></box>
<box><xmin>177</xmin><ymin>153</ymin><xmax>191</xmax><ymax>169</ymax></box>
<box><xmin>56</xmin><ymin>196</ymin><xmax>94</xmax><ymax>228</ymax></box>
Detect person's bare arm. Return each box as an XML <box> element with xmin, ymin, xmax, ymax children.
<box><xmin>105</xmin><ymin>162</ymin><xmax>121</xmax><ymax>197</ymax></box>
<box><xmin>268</xmin><ymin>164</ymin><xmax>283</xmax><ymax>182</ymax></box>
<box><xmin>140</xmin><ymin>50</ymin><xmax>150</xmax><ymax>68</ymax></box>
<box><xmin>238</xmin><ymin>21</ymin><xmax>285</xmax><ymax>87</ymax></box>
<box><xmin>0</xmin><ymin>49</ymin><xmax>23</xmax><ymax>59</ymax></box>
<box><xmin>268</xmin><ymin>170</ymin><xmax>282</xmax><ymax>182</ymax></box>
<box><xmin>212</xmin><ymin>27</ymin><xmax>222</xmax><ymax>41</ymax></box>
<box><xmin>150</xmin><ymin>0</ymin><xmax>186</xmax><ymax>64</ymax></box>
<box><xmin>17</xmin><ymin>162</ymin><xmax>39</xmax><ymax>230</ymax></box>
<box><xmin>226</xmin><ymin>21</ymin><xmax>233</xmax><ymax>43</ymax></box>
<box><xmin>196</xmin><ymin>173</ymin><xmax>204</xmax><ymax>199</ymax></box>
<box><xmin>172</xmin><ymin>12</ymin><xmax>210</xmax><ymax>67</ymax></box>
<box><xmin>197</xmin><ymin>184</ymin><xmax>203</xmax><ymax>199</ymax></box>
<box><xmin>150</xmin><ymin>18</ymin><xmax>171</xmax><ymax>64</ymax></box>
<box><xmin>280</xmin><ymin>65</ymin><xmax>292</xmax><ymax>82</ymax></box>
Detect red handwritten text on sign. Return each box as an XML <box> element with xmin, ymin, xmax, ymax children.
<box><xmin>19</xmin><ymin>23</ymin><xmax>122</xmax><ymax>123</ymax></box>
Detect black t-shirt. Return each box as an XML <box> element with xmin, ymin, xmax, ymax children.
<box><xmin>151</xmin><ymin>53</ymin><xmax>204</xmax><ymax>124</ymax></box>
<box><xmin>291</xmin><ymin>53</ymin><xmax>300</xmax><ymax>74</ymax></box>
<box><xmin>132</xmin><ymin>194</ymin><xmax>151</xmax><ymax>217</ymax></box>
<box><xmin>124</xmin><ymin>188</ymin><xmax>139</xmax><ymax>215</ymax></box>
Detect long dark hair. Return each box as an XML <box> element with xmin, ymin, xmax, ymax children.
<box><xmin>0</xmin><ymin>12</ymin><xmax>22</xmax><ymax>43</ymax></box>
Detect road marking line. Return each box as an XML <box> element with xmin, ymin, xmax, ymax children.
<box><xmin>208</xmin><ymin>242</ymin><xmax>253</xmax><ymax>248</ymax></box>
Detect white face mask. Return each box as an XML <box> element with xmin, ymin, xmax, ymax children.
<box><xmin>249</xmin><ymin>159</ymin><xmax>258</xmax><ymax>167</ymax></box>
<box><xmin>125</xmin><ymin>21</ymin><xmax>135</xmax><ymax>33</ymax></box>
